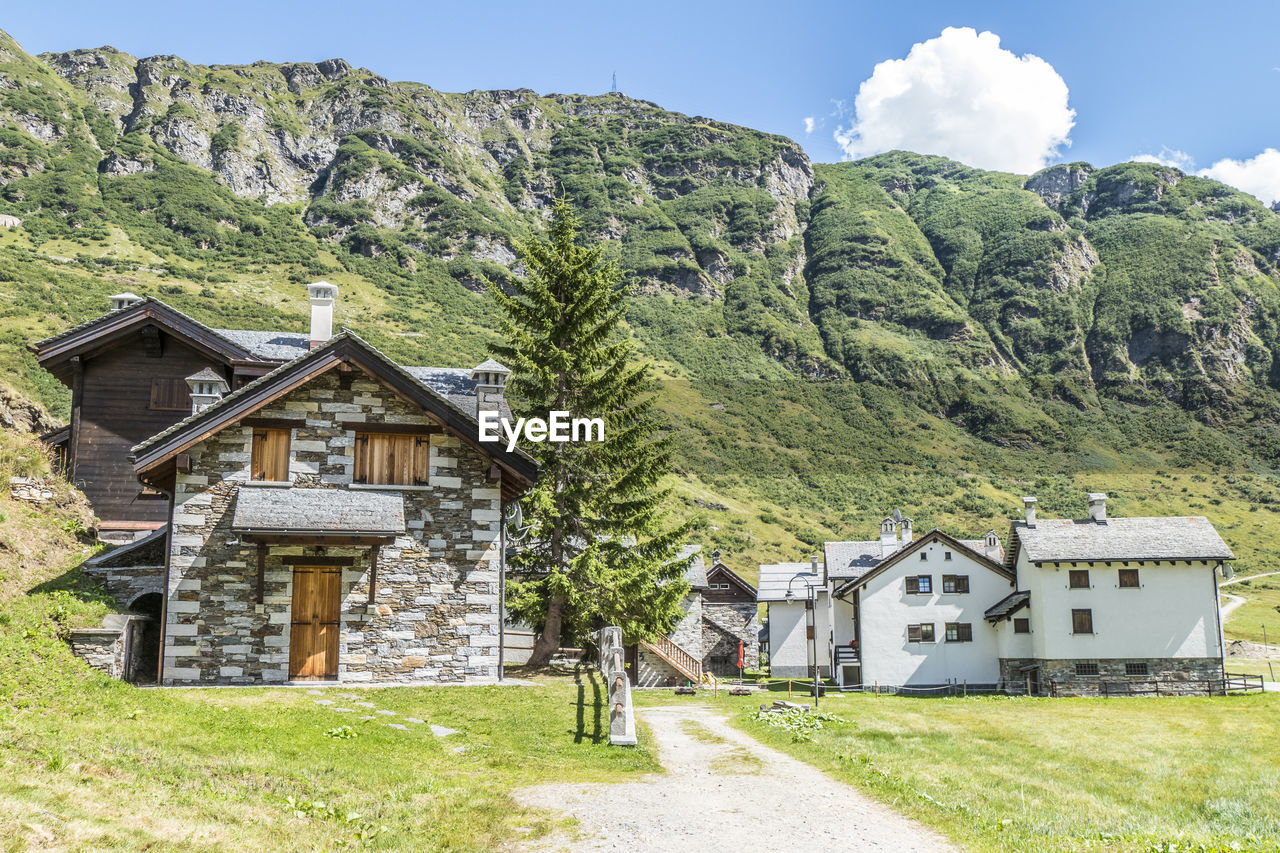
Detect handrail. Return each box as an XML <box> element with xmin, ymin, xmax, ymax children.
<box><xmin>642</xmin><ymin>634</ymin><xmax>702</xmax><ymax>683</ymax></box>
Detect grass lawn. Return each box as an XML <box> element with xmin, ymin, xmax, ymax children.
<box><xmin>0</xmin><ymin>583</ymin><xmax>658</xmax><ymax>851</ymax></box>
<box><xmin>634</xmin><ymin>688</ymin><xmax>1280</xmax><ymax>852</ymax></box>
<box><xmin>1223</xmin><ymin>577</ymin><xmax>1280</xmax><ymax>645</ymax></box>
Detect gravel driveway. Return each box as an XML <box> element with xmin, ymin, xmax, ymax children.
<box><xmin>513</xmin><ymin>703</ymin><xmax>960</xmax><ymax>852</ymax></box>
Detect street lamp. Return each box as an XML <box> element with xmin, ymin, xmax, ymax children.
<box><xmin>786</xmin><ymin>572</ymin><xmax>819</xmax><ymax>709</ymax></box>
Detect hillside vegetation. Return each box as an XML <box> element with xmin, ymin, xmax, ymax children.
<box><xmin>1</xmin><ymin>28</ymin><xmax>1279</xmax><ymax>637</ymax></box>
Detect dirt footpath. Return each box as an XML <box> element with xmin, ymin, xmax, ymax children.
<box><xmin>514</xmin><ymin>704</ymin><xmax>960</xmax><ymax>852</ymax></box>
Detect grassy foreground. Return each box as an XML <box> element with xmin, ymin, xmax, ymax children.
<box><xmin>691</xmin><ymin>689</ymin><xmax>1280</xmax><ymax>853</ymax></box>
<box><xmin>0</xmin><ymin>585</ymin><xmax>657</xmax><ymax>851</ymax></box>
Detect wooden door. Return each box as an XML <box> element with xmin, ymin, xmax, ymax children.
<box><xmin>289</xmin><ymin>566</ymin><xmax>341</xmax><ymax>680</ymax></box>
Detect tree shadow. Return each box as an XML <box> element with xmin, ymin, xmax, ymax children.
<box><xmin>572</xmin><ymin>666</ymin><xmax>605</xmax><ymax>745</ymax></box>
<box><xmin>27</xmin><ymin>560</ymin><xmax>117</xmax><ymax>607</ymax></box>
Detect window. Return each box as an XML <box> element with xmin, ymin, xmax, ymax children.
<box><xmin>907</xmin><ymin>623</ymin><xmax>935</xmax><ymax>643</ymax></box>
<box><xmin>944</xmin><ymin>551</ymin><xmax>953</xmax><ymax>561</ymax></box>
<box><xmin>354</xmin><ymin>432</ymin><xmax>430</xmax><ymax>486</ymax></box>
<box><xmin>942</xmin><ymin>574</ymin><xmax>970</xmax><ymax>594</ymax></box>
<box><xmin>945</xmin><ymin>622</ymin><xmax>973</xmax><ymax>642</ymax></box>
<box><xmin>1125</xmin><ymin>662</ymin><xmax>1149</xmax><ymax>676</ymax></box>
<box><xmin>919</xmin><ymin>552</ymin><xmax>928</xmax><ymax>560</ymax></box>
<box><xmin>149</xmin><ymin>378</ymin><xmax>191</xmax><ymax>411</ymax></box>
<box><xmin>1072</xmin><ymin>608</ymin><xmax>1093</xmax><ymax>634</ymax></box>
<box><xmin>1119</xmin><ymin>568</ymin><xmax>1140</xmax><ymax>588</ymax></box>
<box><xmin>1075</xmin><ymin>662</ymin><xmax>1099</xmax><ymax>676</ymax></box>
<box><xmin>710</xmin><ymin>582</ymin><xmax>730</xmax><ymax>591</ymax></box>
<box><xmin>905</xmin><ymin>575</ymin><xmax>932</xmax><ymax>594</ymax></box>
<box><xmin>1013</xmin><ymin>617</ymin><xmax>1030</xmax><ymax>634</ymax></box>
<box><xmin>250</xmin><ymin>428</ymin><xmax>291</xmax><ymax>481</ymax></box>
<box><xmin>1069</xmin><ymin>569</ymin><xmax>1090</xmax><ymax>589</ymax></box>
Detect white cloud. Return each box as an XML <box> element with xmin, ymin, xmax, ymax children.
<box><xmin>803</xmin><ymin>116</ymin><xmax>816</xmax><ymax>134</ymax></box>
<box><xmin>1130</xmin><ymin>146</ymin><xmax>1195</xmax><ymax>171</ymax></box>
<box><xmin>1199</xmin><ymin>149</ymin><xmax>1280</xmax><ymax>207</ymax></box>
<box><xmin>834</xmin><ymin>27</ymin><xmax>1075</xmax><ymax>174</ymax></box>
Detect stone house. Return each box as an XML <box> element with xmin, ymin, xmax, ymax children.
<box><xmin>633</xmin><ymin>545</ymin><xmax>708</xmax><ymax>686</ymax></box>
<box><xmin>126</xmin><ymin>330</ymin><xmax>536</xmax><ymax>685</ymax></box>
<box><xmin>989</xmin><ymin>495</ymin><xmax>1233</xmax><ymax>696</ymax></box>
<box><xmin>700</xmin><ymin>551</ymin><xmax>759</xmax><ymax>676</ymax></box>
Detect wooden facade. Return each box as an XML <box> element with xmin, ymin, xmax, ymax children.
<box><xmin>704</xmin><ymin>562</ymin><xmax>757</xmax><ymax>604</ymax></box>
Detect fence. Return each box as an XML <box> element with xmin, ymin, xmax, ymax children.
<box><xmin>597</xmin><ymin>626</ymin><xmax>637</xmax><ymax>746</ymax></box>
<box><xmin>1053</xmin><ymin>673</ymin><xmax>1265</xmax><ymax>697</ymax></box>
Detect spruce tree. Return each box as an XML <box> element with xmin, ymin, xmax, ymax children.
<box><xmin>491</xmin><ymin>198</ymin><xmax>692</xmax><ymax>667</ymax></box>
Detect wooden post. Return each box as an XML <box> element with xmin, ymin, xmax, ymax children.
<box><xmin>255</xmin><ymin>542</ymin><xmax>265</xmax><ymax>605</ymax></box>
<box><xmin>788</xmin><ymin>680</ymin><xmax>792</xmax><ymax>700</ymax></box>
<box><xmin>367</xmin><ymin>544</ymin><xmax>380</xmax><ymax>604</ymax></box>
<box><xmin>68</xmin><ymin>356</ymin><xmax>83</xmax><ymax>480</ymax></box>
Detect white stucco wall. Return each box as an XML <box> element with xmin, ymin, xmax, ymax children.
<box><xmin>858</xmin><ymin>540</ymin><xmax>1012</xmax><ymax>687</ymax></box>
<box><xmin>1020</xmin><ymin>556</ymin><xmax>1223</xmax><ymax>660</ymax></box>
<box><xmin>767</xmin><ymin>597</ymin><xmax>831</xmax><ymax>677</ymax></box>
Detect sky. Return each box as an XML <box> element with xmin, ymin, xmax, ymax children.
<box><xmin>6</xmin><ymin>1</ymin><xmax>1280</xmax><ymax>201</ymax></box>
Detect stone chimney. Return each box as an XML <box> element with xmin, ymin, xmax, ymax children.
<box><xmin>810</xmin><ymin>554</ymin><xmax>819</xmax><ymax>574</ymax></box>
<box><xmin>471</xmin><ymin>358</ymin><xmax>510</xmax><ymax>417</ymax></box>
<box><xmin>984</xmin><ymin>529</ymin><xmax>1000</xmax><ymax>554</ymax></box>
<box><xmin>880</xmin><ymin>517</ymin><xmax>899</xmax><ymax>559</ymax></box>
<box><xmin>1023</xmin><ymin>496</ymin><xmax>1037</xmax><ymax>528</ymax></box>
<box><xmin>901</xmin><ymin>516</ymin><xmax>914</xmax><ymax>544</ymax></box>
<box><xmin>307</xmin><ymin>282</ymin><xmax>339</xmax><ymax>349</ymax></box>
<box><xmin>1088</xmin><ymin>492</ymin><xmax>1108</xmax><ymax>523</ymax></box>
<box><xmin>185</xmin><ymin>368</ymin><xmax>229</xmax><ymax>415</ymax></box>
<box><xmin>109</xmin><ymin>292</ymin><xmax>143</xmax><ymax>311</ymax></box>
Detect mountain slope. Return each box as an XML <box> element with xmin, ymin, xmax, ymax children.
<box><xmin>3</xmin><ymin>28</ymin><xmax>1280</xmax><ymax>616</ymax></box>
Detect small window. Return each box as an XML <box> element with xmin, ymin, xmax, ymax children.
<box><xmin>1013</xmin><ymin>617</ymin><xmax>1030</xmax><ymax>634</ymax></box>
<box><xmin>1072</xmin><ymin>608</ymin><xmax>1093</xmax><ymax>634</ymax></box>
<box><xmin>149</xmin><ymin>378</ymin><xmax>191</xmax><ymax>411</ymax></box>
<box><xmin>907</xmin><ymin>623</ymin><xmax>935</xmax><ymax>643</ymax></box>
<box><xmin>251</xmin><ymin>429</ymin><xmax>290</xmax><ymax>482</ymax></box>
<box><xmin>905</xmin><ymin>575</ymin><xmax>932</xmax><ymax>595</ymax></box>
<box><xmin>1069</xmin><ymin>569</ymin><xmax>1090</xmax><ymax>589</ymax></box>
<box><xmin>945</xmin><ymin>622</ymin><xmax>973</xmax><ymax>642</ymax></box>
<box><xmin>919</xmin><ymin>552</ymin><xmax>928</xmax><ymax>561</ymax></box>
<box><xmin>942</xmin><ymin>574</ymin><xmax>969</xmax><ymax>594</ymax></box>
<box><xmin>944</xmin><ymin>551</ymin><xmax>953</xmax><ymax>561</ymax></box>
<box><xmin>354</xmin><ymin>432</ymin><xmax>430</xmax><ymax>486</ymax></box>
<box><xmin>1075</xmin><ymin>662</ymin><xmax>1099</xmax><ymax>676</ymax></box>
<box><xmin>1125</xmin><ymin>662</ymin><xmax>1149</xmax><ymax>676</ymax></box>
<box><xmin>1118</xmin><ymin>568</ymin><xmax>1140</xmax><ymax>588</ymax></box>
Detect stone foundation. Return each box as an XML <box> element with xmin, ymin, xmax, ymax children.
<box><xmin>999</xmin><ymin>657</ymin><xmax>1224</xmax><ymax>696</ymax></box>
<box><xmin>68</xmin><ymin>614</ymin><xmax>153</xmax><ymax>681</ymax></box>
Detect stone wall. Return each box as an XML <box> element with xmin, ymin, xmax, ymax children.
<box><xmin>669</xmin><ymin>592</ymin><xmax>702</xmax><ymax>658</ymax></box>
<box><xmin>636</xmin><ymin>645</ymin><xmax>686</xmax><ymax>687</ymax></box>
<box><xmin>68</xmin><ymin>614</ymin><xmax>150</xmax><ymax>680</ymax></box>
<box><xmin>702</xmin><ymin>602</ymin><xmax>758</xmax><ymax>675</ymax></box>
<box><xmin>999</xmin><ymin>657</ymin><xmax>1224</xmax><ymax>696</ymax></box>
<box><xmin>163</xmin><ymin>371</ymin><xmax>502</xmax><ymax>686</ymax></box>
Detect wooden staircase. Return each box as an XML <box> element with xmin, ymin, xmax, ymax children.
<box><xmin>640</xmin><ymin>635</ymin><xmax>702</xmax><ymax>683</ymax></box>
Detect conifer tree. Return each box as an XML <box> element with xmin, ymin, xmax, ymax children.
<box><xmin>491</xmin><ymin>198</ymin><xmax>692</xmax><ymax>667</ymax></box>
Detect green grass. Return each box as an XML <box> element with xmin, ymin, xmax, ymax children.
<box><xmin>718</xmin><ymin>691</ymin><xmax>1280</xmax><ymax>852</ymax></box>
<box><xmin>1223</xmin><ymin>578</ymin><xmax>1280</xmax><ymax>645</ymax></box>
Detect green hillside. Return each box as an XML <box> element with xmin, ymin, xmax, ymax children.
<box><xmin>1</xmin><ymin>28</ymin><xmax>1278</xmax><ymax>646</ymax></box>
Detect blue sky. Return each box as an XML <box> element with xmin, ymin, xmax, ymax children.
<box><xmin>6</xmin><ymin>1</ymin><xmax>1280</xmax><ymax>193</ymax></box>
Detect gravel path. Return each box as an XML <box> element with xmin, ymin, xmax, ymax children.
<box><xmin>513</xmin><ymin>704</ymin><xmax>960</xmax><ymax>852</ymax></box>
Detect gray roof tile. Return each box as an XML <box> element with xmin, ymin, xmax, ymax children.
<box><xmin>823</xmin><ymin>540</ymin><xmax>887</xmax><ymax>579</ymax></box>
<box><xmin>757</xmin><ymin>562</ymin><xmax>821</xmax><ymax>602</ymax></box>
<box><xmin>1014</xmin><ymin>516</ymin><xmax>1233</xmax><ymax>563</ymax></box>
<box><xmin>213</xmin><ymin>329</ymin><xmax>309</xmax><ymax>361</ymax></box>
<box><xmin>984</xmin><ymin>590</ymin><xmax>1031</xmax><ymax>621</ymax></box>
<box><xmin>678</xmin><ymin>544</ymin><xmax>708</xmax><ymax>589</ymax></box>
<box><xmin>232</xmin><ymin>488</ymin><xmax>405</xmax><ymax>535</ymax></box>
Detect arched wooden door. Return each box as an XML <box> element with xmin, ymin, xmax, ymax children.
<box><xmin>289</xmin><ymin>565</ymin><xmax>341</xmax><ymax>680</ymax></box>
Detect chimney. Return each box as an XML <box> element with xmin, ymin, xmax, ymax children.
<box><xmin>1023</xmin><ymin>496</ymin><xmax>1037</xmax><ymax>528</ymax></box>
<box><xmin>471</xmin><ymin>358</ymin><xmax>510</xmax><ymax>417</ymax></box>
<box><xmin>185</xmin><ymin>368</ymin><xmax>229</xmax><ymax>415</ymax></box>
<box><xmin>307</xmin><ymin>282</ymin><xmax>339</xmax><ymax>349</ymax></box>
<box><xmin>1088</xmin><ymin>492</ymin><xmax>1108</xmax><ymax>523</ymax></box>
<box><xmin>880</xmin><ymin>517</ymin><xmax>899</xmax><ymax>559</ymax></box>
<box><xmin>109</xmin><ymin>292</ymin><xmax>143</xmax><ymax>312</ymax></box>
<box><xmin>901</xmin><ymin>517</ymin><xmax>914</xmax><ymax>544</ymax></box>
<box><xmin>810</xmin><ymin>554</ymin><xmax>819</xmax><ymax>574</ymax></box>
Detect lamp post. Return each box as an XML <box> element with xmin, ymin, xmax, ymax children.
<box><xmin>786</xmin><ymin>572</ymin><xmax>819</xmax><ymax>709</ymax></box>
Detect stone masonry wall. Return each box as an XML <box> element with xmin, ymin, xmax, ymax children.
<box><xmin>163</xmin><ymin>371</ymin><xmax>502</xmax><ymax>685</ymax></box>
<box><xmin>702</xmin><ymin>602</ymin><xmax>759</xmax><ymax>675</ymax></box>
<box><xmin>999</xmin><ymin>657</ymin><xmax>1224</xmax><ymax>696</ymax></box>
<box><xmin>668</xmin><ymin>592</ymin><xmax>703</xmax><ymax>658</ymax></box>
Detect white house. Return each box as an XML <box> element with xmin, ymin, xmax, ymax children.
<box><xmin>988</xmin><ymin>494</ymin><xmax>1234</xmax><ymax>696</ymax></box>
<box><xmin>758</xmin><ymin>558</ymin><xmax>828</xmax><ymax>679</ymax></box>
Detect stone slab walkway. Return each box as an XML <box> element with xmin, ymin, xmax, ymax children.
<box><xmin>513</xmin><ymin>704</ymin><xmax>960</xmax><ymax>852</ymax></box>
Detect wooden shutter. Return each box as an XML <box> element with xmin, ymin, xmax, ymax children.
<box><xmin>1013</xmin><ymin>618</ymin><xmax>1030</xmax><ymax>634</ymax></box>
<box><xmin>958</xmin><ymin>623</ymin><xmax>972</xmax><ymax>642</ymax></box>
<box><xmin>1072</xmin><ymin>608</ymin><xmax>1093</xmax><ymax>634</ymax></box>
<box><xmin>355</xmin><ymin>433</ymin><xmax>421</xmax><ymax>485</ymax></box>
<box><xmin>907</xmin><ymin>624</ymin><xmax>921</xmax><ymax>642</ymax></box>
<box><xmin>905</xmin><ymin>577</ymin><xmax>919</xmax><ymax>595</ymax></box>
<box><xmin>1069</xmin><ymin>569</ymin><xmax>1090</xmax><ymax>589</ymax></box>
<box><xmin>1118</xmin><ymin>568</ymin><xmax>1139</xmax><ymax>588</ymax></box>
<box><xmin>413</xmin><ymin>436</ymin><xmax>430</xmax><ymax>485</ymax></box>
<box><xmin>956</xmin><ymin>575</ymin><xmax>970</xmax><ymax>594</ymax></box>
<box><xmin>149</xmin><ymin>378</ymin><xmax>190</xmax><ymax>411</ymax></box>
<box><xmin>251</xmin><ymin>429</ymin><xmax>290</xmax><ymax>481</ymax></box>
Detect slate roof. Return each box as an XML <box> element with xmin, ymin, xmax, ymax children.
<box><xmin>472</xmin><ymin>358</ymin><xmax>510</xmax><ymax>374</ymax></box>
<box><xmin>231</xmin><ymin>488</ymin><xmax>405</xmax><ymax>535</ymax></box>
<box><xmin>185</xmin><ymin>367</ymin><xmax>226</xmax><ymax>383</ymax></box>
<box><xmin>1013</xmin><ymin>517</ymin><xmax>1234</xmax><ymax>563</ymax></box>
<box><xmin>984</xmin><ymin>590</ymin><xmax>1031</xmax><ymax>622</ymax></box>
<box><xmin>824</xmin><ymin>540</ymin><xmax>890</xmax><ymax>579</ymax></box>
<box><xmin>678</xmin><ymin>544</ymin><xmax>708</xmax><ymax>589</ymax></box>
<box><xmin>32</xmin><ymin>298</ymin><xmax>262</xmax><ymax>360</ymax></box>
<box><xmin>757</xmin><ymin>562</ymin><xmax>822</xmax><ymax>602</ymax></box>
<box><xmin>213</xmin><ymin>329</ymin><xmax>309</xmax><ymax>361</ymax></box>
